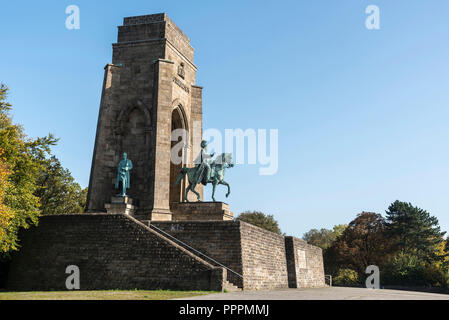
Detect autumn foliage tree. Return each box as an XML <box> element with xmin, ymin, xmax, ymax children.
<box><xmin>315</xmin><ymin>202</ymin><xmax>449</xmax><ymax>287</ymax></box>
<box><xmin>0</xmin><ymin>83</ymin><xmax>86</xmax><ymax>253</ymax></box>
<box><xmin>327</xmin><ymin>212</ymin><xmax>394</xmax><ymax>276</ymax></box>
<box><xmin>0</xmin><ymin>83</ymin><xmax>57</xmax><ymax>252</ymax></box>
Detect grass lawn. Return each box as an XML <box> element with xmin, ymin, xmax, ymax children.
<box><xmin>0</xmin><ymin>289</ymin><xmax>215</xmax><ymax>300</ymax></box>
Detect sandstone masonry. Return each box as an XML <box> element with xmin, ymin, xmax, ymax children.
<box><xmin>7</xmin><ymin>214</ymin><xmax>325</xmax><ymax>291</ymax></box>
<box><xmin>86</xmin><ymin>13</ymin><xmax>203</xmax><ymax>221</ymax></box>
<box><xmin>7</xmin><ymin>214</ymin><xmax>225</xmax><ymax>291</ymax></box>
<box><xmin>5</xmin><ymin>13</ymin><xmax>326</xmax><ymax>292</ymax></box>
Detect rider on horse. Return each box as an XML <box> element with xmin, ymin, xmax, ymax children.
<box><xmin>175</xmin><ymin>140</ymin><xmax>233</xmax><ymax>202</ymax></box>
<box><xmin>194</xmin><ymin>140</ymin><xmax>214</xmax><ymax>185</ymax></box>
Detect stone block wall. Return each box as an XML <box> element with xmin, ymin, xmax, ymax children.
<box><xmin>6</xmin><ymin>215</ymin><xmax>325</xmax><ymax>291</ymax></box>
<box><xmin>152</xmin><ymin>221</ymin><xmax>243</xmax><ymax>288</ymax></box>
<box><xmin>6</xmin><ymin>214</ymin><xmax>225</xmax><ymax>291</ymax></box>
<box><xmin>239</xmin><ymin>222</ymin><xmax>289</xmax><ymax>290</ymax></box>
<box><xmin>285</xmin><ymin>236</ymin><xmax>325</xmax><ymax>288</ymax></box>
<box><xmin>152</xmin><ymin>220</ymin><xmax>318</xmax><ymax>290</ymax></box>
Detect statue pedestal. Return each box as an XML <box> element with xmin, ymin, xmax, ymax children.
<box><xmin>105</xmin><ymin>196</ymin><xmax>137</xmax><ymax>216</ymax></box>
<box><xmin>171</xmin><ymin>202</ymin><xmax>234</xmax><ymax>221</ymax></box>
<box><xmin>132</xmin><ymin>208</ymin><xmax>173</xmax><ymax>222</ymax></box>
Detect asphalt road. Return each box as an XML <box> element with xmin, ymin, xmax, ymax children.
<box><xmin>178</xmin><ymin>287</ymin><xmax>449</xmax><ymax>300</ymax></box>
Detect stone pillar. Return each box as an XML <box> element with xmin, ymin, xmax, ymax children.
<box><xmin>147</xmin><ymin>59</ymin><xmax>175</xmax><ymax>221</ymax></box>
<box><xmin>86</xmin><ymin>64</ymin><xmax>121</xmax><ymax>213</ymax></box>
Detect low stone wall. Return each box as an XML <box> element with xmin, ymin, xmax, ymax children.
<box><xmin>6</xmin><ymin>214</ymin><xmax>225</xmax><ymax>291</ymax></box>
<box><xmin>285</xmin><ymin>236</ymin><xmax>325</xmax><ymax>288</ymax></box>
<box><xmin>240</xmin><ymin>222</ymin><xmax>289</xmax><ymax>290</ymax></box>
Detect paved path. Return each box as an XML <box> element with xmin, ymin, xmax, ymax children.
<box><xmin>178</xmin><ymin>287</ymin><xmax>449</xmax><ymax>300</ymax></box>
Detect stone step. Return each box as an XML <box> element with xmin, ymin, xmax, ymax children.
<box><xmin>224</xmin><ymin>280</ymin><xmax>242</xmax><ymax>292</ymax></box>
<box><xmin>146</xmin><ymin>221</ymin><xmax>243</xmax><ymax>290</ymax></box>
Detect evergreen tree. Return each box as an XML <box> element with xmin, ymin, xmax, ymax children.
<box><xmin>385</xmin><ymin>200</ymin><xmax>446</xmax><ymax>261</ymax></box>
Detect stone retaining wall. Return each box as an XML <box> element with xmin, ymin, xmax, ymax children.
<box><xmin>285</xmin><ymin>236</ymin><xmax>325</xmax><ymax>288</ymax></box>
<box><xmin>6</xmin><ymin>214</ymin><xmax>225</xmax><ymax>291</ymax></box>
<box><xmin>6</xmin><ymin>215</ymin><xmax>325</xmax><ymax>291</ymax></box>
<box><xmin>152</xmin><ymin>221</ymin><xmax>243</xmax><ymax>288</ymax></box>
<box><xmin>152</xmin><ymin>220</ymin><xmax>324</xmax><ymax>290</ymax></box>
<box><xmin>240</xmin><ymin>222</ymin><xmax>289</xmax><ymax>290</ymax></box>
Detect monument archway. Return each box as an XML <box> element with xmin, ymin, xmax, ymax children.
<box><xmin>169</xmin><ymin>105</ymin><xmax>188</xmax><ymax>207</ymax></box>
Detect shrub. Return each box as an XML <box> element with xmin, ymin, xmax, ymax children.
<box><xmin>333</xmin><ymin>268</ymin><xmax>360</xmax><ymax>286</ymax></box>
<box><xmin>382</xmin><ymin>253</ymin><xmax>448</xmax><ymax>287</ymax></box>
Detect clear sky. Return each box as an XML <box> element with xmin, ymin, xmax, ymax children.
<box><xmin>1</xmin><ymin>1</ymin><xmax>449</xmax><ymax>238</ymax></box>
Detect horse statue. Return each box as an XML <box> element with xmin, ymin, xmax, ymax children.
<box><xmin>174</xmin><ymin>153</ymin><xmax>234</xmax><ymax>202</ymax></box>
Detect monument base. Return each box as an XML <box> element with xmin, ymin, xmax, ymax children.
<box><xmin>133</xmin><ymin>208</ymin><xmax>173</xmax><ymax>222</ymax></box>
<box><xmin>148</xmin><ymin>208</ymin><xmax>173</xmax><ymax>221</ymax></box>
<box><xmin>171</xmin><ymin>202</ymin><xmax>234</xmax><ymax>221</ymax></box>
<box><xmin>105</xmin><ymin>196</ymin><xmax>137</xmax><ymax>215</ymax></box>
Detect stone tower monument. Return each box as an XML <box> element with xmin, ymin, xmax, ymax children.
<box><xmin>86</xmin><ymin>13</ymin><xmax>203</xmax><ymax>221</ymax></box>
<box><xmin>6</xmin><ymin>13</ymin><xmax>325</xmax><ymax>292</ymax></box>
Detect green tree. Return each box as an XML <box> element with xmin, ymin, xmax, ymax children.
<box><xmin>236</xmin><ymin>210</ymin><xmax>283</xmax><ymax>235</ymax></box>
<box><xmin>35</xmin><ymin>156</ymin><xmax>87</xmax><ymax>215</ymax></box>
<box><xmin>303</xmin><ymin>224</ymin><xmax>347</xmax><ymax>250</ymax></box>
<box><xmin>385</xmin><ymin>200</ymin><xmax>446</xmax><ymax>261</ymax></box>
<box><xmin>0</xmin><ymin>150</ymin><xmax>13</xmax><ymax>252</ymax></box>
<box><xmin>328</xmin><ymin>212</ymin><xmax>394</xmax><ymax>275</ymax></box>
<box><xmin>0</xmin><ymin>83</ymin><xmax>57</xmax><ymax>252</ymax></box>
<box><xmin>382</xmin><ymin>253</ymin><xmax>448</xmax><ymax>287</ymax></box>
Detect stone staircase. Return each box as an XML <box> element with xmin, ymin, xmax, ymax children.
<box><xmin>224</xmin><ymin>280</ymin><xmax>242</xmax><ymax>292</ymax></box>
<box><xmin>139</xmin><ymin>219</ymin><xmax>243</xmax><ymax>290</ymax></box>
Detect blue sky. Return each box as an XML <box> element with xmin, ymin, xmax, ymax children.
<box><xmin>1</xmin><ymin>1</ymin><xmax>449</xmax><ymax>238</ymax></box>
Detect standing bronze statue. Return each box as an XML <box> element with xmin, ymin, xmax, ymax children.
<box><xmin>175</xmin><ymin>140</ymin><xmax>233</xmax><ymax>202</ymax></box>
<box><xmin>115</xmin><ymin>152</ymin><xmax>133</xmax><ymax>196</ymax></box>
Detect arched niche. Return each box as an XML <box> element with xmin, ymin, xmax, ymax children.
<box><xmin>169</xmin><ymin>104</ymin><xmax>189</xmax><ymax>206</ymax></box>
<box><xmin>115</xmin><ymin>100</ymin><xmax>152</xmax><ymax>201</ymax></box>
